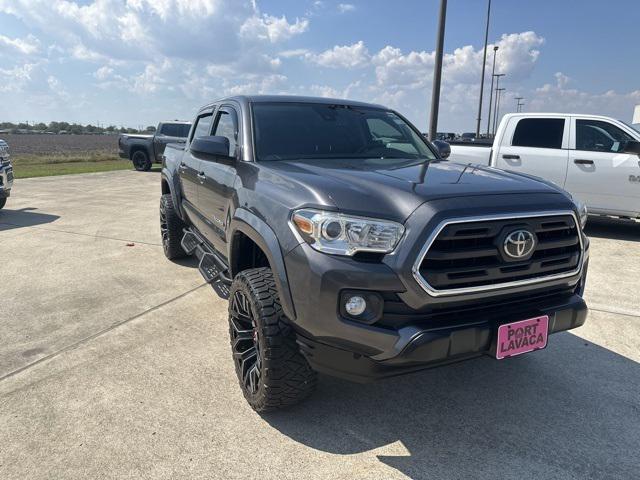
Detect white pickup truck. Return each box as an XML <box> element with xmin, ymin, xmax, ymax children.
<box><xmin>449</xmin><ymin>113</ymin><xmax>640</xmax><ymax>219</ymax></box>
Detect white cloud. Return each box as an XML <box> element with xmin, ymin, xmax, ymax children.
<box><xmin>0</xmin><ymin>34</ymin><xmax>40</xmax><ymax>55</ymax></box>
<box><xmin>338</xmin><ymin>3</ymin><xmax>356</xmax><ymax>13</ymax></box>
<box><xmin>240</xmin><ymin>14</ymin><xmax>309</xmax><ymax>43</ymax></box>
<box><xmin>308</xmin><ymin>41</ymin><xmax>369</xmax><ymax>68</ymax></box>
<box><xmin>93</xmin><ymin>66</ymin><xmax>113</xmax><ymax>80</ymax></box>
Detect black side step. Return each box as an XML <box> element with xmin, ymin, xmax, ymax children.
<box><xmin>181</xmin><ymin>229</ymin><xmax>232</xmax><ymax>299</ymax></box>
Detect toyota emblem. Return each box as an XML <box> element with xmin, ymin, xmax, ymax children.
<box><xmin>503</xmin><ymin>229</ymin><xmax>536</xmax><ymax>259</ymax></box>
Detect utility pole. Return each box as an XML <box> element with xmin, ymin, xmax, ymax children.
<box><xmin>494</xmin><ymin>87</ymin><xmax>506</xmax><ymax>135</ymax></box>
<box><xmin>428</xmin><ymin>0</ymin><xmax>447</xmax><ymax>141</ymax></box>
<box><xmin>514</xmin><ymin>97</ymin><xmax>524</xmax><ymax>113</ymax></box>
<box><xmin>485</xmin><ymin>46</ymin><xmax>499</xmax><ymax>137</ymax></box>
<box><xmin>475</xmin><ymin>0</ymin><xmax>492</xmax><ymax>138</ymax></box>
<box><xmin>517</xmin><ymin>99</ymin><xmax>525</xmax><ymax>112</ymax></box>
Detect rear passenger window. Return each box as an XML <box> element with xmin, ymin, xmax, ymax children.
<box><xmin>191</xmin><ymin>114</ymin><xmax>213</xmax><ymax>142</ymax></box>
<box><xmin>512</xmin><ymin>118</ymin><xmax>565</xmax><ymax>149</ymax></box>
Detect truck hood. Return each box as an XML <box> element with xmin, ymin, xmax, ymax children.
<box><xmin>266</xmin><ymin>158</ymin><xmax>564</xmax><ymax>221</ymax></box>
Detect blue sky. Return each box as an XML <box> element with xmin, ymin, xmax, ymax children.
<box><xmin>0</xmin><ymin>0</ymin><xmax>638</xmax><ymax>131</ymax></box>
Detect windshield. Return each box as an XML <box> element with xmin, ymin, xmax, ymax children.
<box><xmin>252</xmin><ymin>103</ymin><xmax>437</xmax><ymax>161</ymax></box>
<box><xmin>620</xmin><ymin>120</ymin><xmax>640</xmax><ymax>135</ymax></box>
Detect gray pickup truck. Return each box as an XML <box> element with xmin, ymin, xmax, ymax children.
<box><xmin>0</xmin><ymin>139</ymin><xmax>13</xmax><ymax>210</ymax></box>
<box><xmin>161</xmin><ymin>95</ymin><xmax>589</xmax><ymax>412</ymax></box>
<box><xmin>118</xmin><ymin>121</ymin><xmax>191</xmax><ymax>171</ymax></box>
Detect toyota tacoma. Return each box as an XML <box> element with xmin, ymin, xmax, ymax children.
<box><xmin>160</xmin><ymin>96</ymin><xmax>589</xmax><ymax>412</ymax></box>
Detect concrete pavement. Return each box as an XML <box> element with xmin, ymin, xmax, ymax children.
<box><xmin>1</xmin><ymin>171</ymin><xmax>638</xmax><ymax>479</ymax></box>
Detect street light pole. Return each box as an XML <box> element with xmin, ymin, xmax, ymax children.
<box><xmin>428</xmin><ymin>0</ymin><xmax>447</xmax><ymax>141</ymax></box>
<box><xmin>494</xmin><ymin>87</ymin><xmax>506</xmax><ymax>135</ymax></box>
<box><xmin>485</xmin><ymin>46</ymin><xmax>499</xmax><ymax>137</ymax></box>
<box><xmin>491</xmin><ymin>74</ymin><xmax>505</xmax><ymax>135</ymax></box>
<box><xmin>475</xmin><ymin>0</ymin><xmax>492</xmax><ymax>138</ymax></box>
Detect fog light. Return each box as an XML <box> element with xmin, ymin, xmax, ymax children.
<box><xmin>345</xmin><ymin>295</ymin><xmax>367</xmax><ymax>316</ymax></box>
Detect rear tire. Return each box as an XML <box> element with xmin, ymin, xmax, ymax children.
<box><xmin>160</xmin><ymin>194</ymin><xmax>186</xmax><ymax>260</ymax></box>
<box><xmin>132</xmin><ymin>150</ymin><xmax>152</xmax><ymax>171</ymax></box>
<box><xmin>0</xmin><ymin>197</ymin><xmax>5</xmax><ymax>210</ymax></box>
<box><xmin>229</xmin><ymin>268</ymin><xmax>317</xmax><ymax>412</ymax></box>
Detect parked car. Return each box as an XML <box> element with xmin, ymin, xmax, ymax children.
<box><xmin>161</xmin><ymin>95</ymin><xmax>589</xmax><ymax>412</ymax></box>
<box><xmin>436</xmin><ymin>132</ymin><xmax>457</xmax><ymax>141</ymax></box>
<box><xmin>0</xmin><ymin>139</ymin><xmax>13</xmax><ymax>210</ymax></box>
<box><xmin>118</xmin><ymin>121</ymin><xmax>191</xmax><ymax>171</ymax></box>
<box><xmin>449</xmin><ymin>113</ymin><xmax>640</xmax><ymax>219</ymax></box>
<box><xmin>460</xmin><ymin>132</ymin><xmax>476</xmax><ymax>142</ymax></box>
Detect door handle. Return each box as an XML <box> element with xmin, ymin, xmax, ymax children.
<box><xmin>197</xmin><ymin>172</ymin><xmax>206</xmax><ymax>182</ymax></box>
<box><xmin>502</xmin><ymin>154</ymin><xmax>520</xmax><ymax>160</ymax></box>
<box><xmin>574</xmin><ymin>159</ymin><xmax>594</xmax><ymax>165</ymax></box>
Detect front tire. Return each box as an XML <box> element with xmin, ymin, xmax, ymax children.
<box><xmin>229</xmin><ymin>268</ymin><xmax>317</xmax><ymax>412</ymax></box>
<box><xmin>160</xmin><ymin>194</ymin><xmax>186</xmax><ymax>260</ymax></box>
<box><xmin>132</xmin><ymin>150</ymin><xmax>152</xmax><ymax>171</ymax></box>
<box><xmin>0</xmin><ymin>197</ymin><xmax>5</xmax><ymax>210</ymax></box>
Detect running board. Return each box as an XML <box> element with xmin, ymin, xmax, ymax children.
<box><xmin>181</xmin><ymin>229</ymin><xmax>232</xmax><ymax>299</ymax></box>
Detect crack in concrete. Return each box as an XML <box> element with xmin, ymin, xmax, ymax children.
<box><xmin>589</xmin><ymin>305</ymin><xmax>640</xmax><ymax>319</ymax></box>
<box><xmin>0</xmin><ymin>222</ymin><xmax>163</xmax><ymax>246</ymax></box>
<box><xmin>0</xmin><ymin>283</ymin><xmax>208</xmax><ymax>383</ymax></box>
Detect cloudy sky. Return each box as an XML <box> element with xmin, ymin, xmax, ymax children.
<box><xmin>0</xmin><ymin>0</ymin><xmax>638</xmax><ymax>131</ymax></box>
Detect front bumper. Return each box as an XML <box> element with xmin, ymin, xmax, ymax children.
<box><xmin>295</xmin><ymin>290</ymin><xmax>587</xmax><ymax>382</ymax></box>
<box><xmin>0</xmin><ymin>159</ymin><xmax>13</xmax><ymax>197</ymax></box>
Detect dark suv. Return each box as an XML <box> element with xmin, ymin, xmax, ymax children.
<box><xmin>161</xmin><ymin>95</ymin><xmax>589</xmax><ymax>412</ymax></box>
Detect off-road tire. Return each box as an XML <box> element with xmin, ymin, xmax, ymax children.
<box><xmin>132</xmin><ymin>150</ymin><xmax>152</xmax><ymax>171</ymax></box>
<box><xmin>160</xmin><ymin>194</ymin><xmax>186</xmax><ymax>260</ymax></box>
<box><xmin>229</xmin><ymin>268</ymin><xmax>317</xmax><ymax>412</ymax></box>
<box><xmin>0</xmin><ymin>197</ymin><xmax>5</xmax><ymax>210</ymax></box>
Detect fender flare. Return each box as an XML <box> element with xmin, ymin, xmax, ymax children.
<box><xmin>229</xmin><ymin>208</ymin><xmax>297</xmax><ymax>321</ymax></box>
<box><xmin>160</xmin><ymin>168</ymin><xmax>186</xmax><ymax>221</ymax></box>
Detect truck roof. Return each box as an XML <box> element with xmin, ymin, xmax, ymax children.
<box><xmin>200</xmin><ymin>95</ymin><xmax>386</xmax><ymax>111</ymax></box>
<box><xmin>501</xmin><ymin>112</ymin><xmax>619</xmax><ymax>120</ymax></box>
<box><xmin>159</xmin><ymin>120</ymin><xmax>191</xmax><ymax>124</ymax></box>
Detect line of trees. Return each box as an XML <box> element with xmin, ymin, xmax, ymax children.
<box><xmin>0</xmin><ymin>121</ymin><xmax>156</xmax><ymax>135</ymax></box>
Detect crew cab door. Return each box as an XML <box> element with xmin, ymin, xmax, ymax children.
<box><xmin>197</xmin><ymin>105</ymin><xmax>240</xmax><ymax>253</ymax></box>
<box><xmin>565</xmin><ymin>117</ymin><xmax>640</xmax><ymax>216</ymax></box>
<box><xmin>178</xmin><ymin>111</ymin><xmax>213</xmax><ymax>224</ymax></box>
<box><xmin>495</xmin><ymin>116</ymin><xmax>570</xmax><ymax>189</ymax></box>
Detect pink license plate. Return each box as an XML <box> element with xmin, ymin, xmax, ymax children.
<box><xmin>496</xmin><ymin>315</ymin><xmax>549</xmax><ymax>360</ymax></box>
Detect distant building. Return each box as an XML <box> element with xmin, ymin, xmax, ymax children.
<box><xmin>633</xmin><ymin>105</ymin><xmax>640</xmax><ymax>125</ymax></box>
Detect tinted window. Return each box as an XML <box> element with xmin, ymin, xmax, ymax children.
<box><xmin>576</xmin><ymin>119</ymin><xmax>634</xmax><ymax>153</ymax></box>
<box><xmin>512</xmin><ymin>118</ymin><xmax>564</xmax><ymax>149</ymax></box>
<box><xmin>161</xmin><ymin>123</ymin><xmax>191</xmax><ymax>137</ymax></box>
<box><xmin>213</xmin><ymin>110</ymin><xmax>238</xmax><ymax>157</ymax></box>
<box><xmin>252</xmin><ymin>103</ymin><xmax>436</xmax><ymax>162</ymax></box>
<box><xmin>191</xmin><ymin>115</ymin><xmax>212</xmax><ymax>141</ymax></box>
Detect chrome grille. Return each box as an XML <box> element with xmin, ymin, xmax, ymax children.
<box><xmin>413</xmin><ymin>212</ymin><xmax>583</xmax><ymax>296</ymax></box>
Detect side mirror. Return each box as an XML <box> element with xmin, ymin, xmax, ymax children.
<box><xmin>622</xmin><ymin>140</ymin><xmax>640</xmax><ymax>155</ymax></box>
<box><xmin>191</xmin><ymin>135</ymin><xmax>230</xmax><ymax>157</ymax></box>
<box><xmin>432</xmin><ymin>140</ymin><xmax>451</xmax><ymax>160</ymax></box>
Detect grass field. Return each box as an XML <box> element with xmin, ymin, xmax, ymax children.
<box><xmin>11</xmin><ymin>152</ymin><xmax>133</xmax><ymax>178</ymax></box>
<box><xmin>3</xmin><ymin>134</ymin><xmax>139</xmax><ymax>178</ymax></box>
<box><xmin>12</xmin><ymin>155</ymin><xmax>132</xmax><ymax>178</ymax></box>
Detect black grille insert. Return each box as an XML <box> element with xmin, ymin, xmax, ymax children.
<box><xmin>418</xmin><ymin>214</ymin><xmax>582</xmax><ymax>291</ymax></box>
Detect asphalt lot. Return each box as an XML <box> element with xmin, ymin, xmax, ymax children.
<box><xmin>1</xmin><ymin>170</ymin><xmax>639</xmax><ymax>480</ymax></box>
